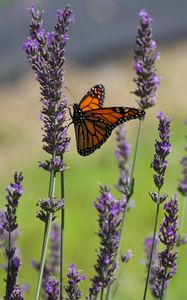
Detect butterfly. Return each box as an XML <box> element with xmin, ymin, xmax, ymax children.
<box><xmin>70</xmin><ymin>84</ymin><xmax>145</xmax><ymax>156</ymax></box>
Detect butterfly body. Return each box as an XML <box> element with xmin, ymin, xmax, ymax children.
<box><xmin>71</xmin><ymin>84</ymin><xmax>145</xmax><ymax>156</ymax></box>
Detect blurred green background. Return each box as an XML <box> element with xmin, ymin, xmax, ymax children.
<box><xmin>0</xmin><ymin>0</ymin><xmax>187</xmax><ymax>299</ymax></box>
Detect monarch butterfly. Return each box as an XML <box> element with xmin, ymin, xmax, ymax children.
<box><xmin>70</xmin><ymin>84</ymin><xmax>145</xmax><ymax>156</ymax></box>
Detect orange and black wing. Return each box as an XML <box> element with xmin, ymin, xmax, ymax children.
<box><xmin>79</xmin><ymin>84</ymin><xmax>105</xmax><ymax>112</ymax></box>
<box><xmin>75</xmin><ymin>107</ymin><xmax>145</xmax><ymax>156</ymax></box>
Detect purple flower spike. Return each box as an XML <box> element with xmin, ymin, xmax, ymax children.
<box><xmin>65</xmin><ymin>264</ymin><xmax>86</xmax><ymax>300</ymax></box>
<box><xmin>152</xmin><ymin>195</ymin><xmax>178</xmax><ymax>297</ymax></box>
<box><xmin>151</xmin><ymin>112</ymin><xmax>171</xmax><ymax>192</ymax></box>
<box><xmin>44</xmin><ymin>277</ymin><xmax>60</xmax><ymax>300</ymax></box>
<box><xmin>5</xmin><ymin>256</ymin><xmax>24</xmax><ymax>300</ymax></box>
<box><xmin>89</xmin><ymin>186</ymin><xmax>125</xmax><ymax>298</ymax></box>
<box><xmin>23</xmin><ymin>5</ymin><xmax>74</xmax><ymax>171</ymax></box>
<box><xmin>133</xmin><ymin>9</ymin><xmax>160</xmax><ymax>109</ymax></box>
<box><xmin>37</xmin><ymin>198</ymin><xmax>64</xmax><ymax>222</ymax></box>
<box><xmin>115</xmin><ymin>125</ymin><xmax>131</xmax><ymax>195</ymax></box>
<box><xmin>48</xmin><ymin>223</ymin><xmax>60</xmax><ymax>275</ymax></box>
<box><xmin>178</xmin><ymin>119</ymin><xmax>187</xmax><ymax>196</ymax></box>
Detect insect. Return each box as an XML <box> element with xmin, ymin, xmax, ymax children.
<box><xmin>70</xmin><ymin>84</ymin><xmax>145</xmax><ymax>156</ymax></box>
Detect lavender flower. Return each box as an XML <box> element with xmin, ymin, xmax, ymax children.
<box><xmin>5</xmin><ymin>257</ymin><xmax>24</xmax><ymax>300</ymax></box>
<box><xmin>3</xmin><ymin>172</ymin><xmax>24</xmax><ymax>233</ymax></box>
<box><xmin>178</xmin><ymin>119</ymin><xmax>187</xmax><ymax>196</ymax></box>
<box><xmin>115</xmin><ymin>125</ymin><xmax>131</xmax><ymax>195</ymax></box>
<box><xmin>0</xmin><ymin>210</ymin><xmax>7</xmax><ymax>248</ymax></box>
<box><xmin>152</xmin><ymin>195</ymin><xmax>178</xmax><ymax>297</ymax></box>
<box><xmin>89</xmin><ymin>186</ymin><xmax>125</xmax><ymax>298</ymax></box>
<box><xmin>23</xmin><ymin>4</ymin><xmax>74</xmax><ymax>172</ymax></box>
<box><xmin>47</xmin><ymin>223</ymin><xmax>60</xmax><ymax>275</ymax></box>
<box><xmin>65</xmin><ymin>264</ymin><xmax>86</xmax><ymax>300</ymax></box>
<box><xmin>121</xmin><ymin>249</ymin><xmax>133</xmax><ymax>263</ymax></box>
<box><xmin>8</xmin><ymin>284</ymin><xmax>24</xmax><ymax>300</ymax></box>
<box><xmin>143</xmin><ymin>113</ymin><xmax>171</xmax><ymax>299</ymax></box>
<box><xmin>37</xmin><ymin>198</ymin><xmax>64</xmax><ymax>222</ymax></box>
<box><xmin>44</xmin><ymin>277</ymin><xmax>60</xmax><ymax>300</ymax></box>
<box><xmin>133</xmin><ymin>9</ymin><xmax>160</xmax><ymax>109</ymax></box>
<box><xmin>150</xmin><ymin>112</ymin><xmax>171</xmax><ymax>193</ymax></box>
<box><xmin>3</xmin><ymin>173</ymin><xmax>24</xmax><ymax>300</ymax></box>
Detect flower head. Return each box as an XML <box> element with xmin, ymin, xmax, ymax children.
<box><xmin>23</xmin><ymin>5</ymin><xmax>74</xmax><ymax>171</ymax></box>
<box><xmin>151</xmin><ymin>112</ymin><xmax>171</xmax><ymax>191</ymax></box>
<box><xmin>65</xmin><ymin>264</ymin><xmax>86</xmax><ymax>300</ymax></box>
<box><xmin>178</xmin><ymin>119</ymin><xmax>187</xmax><ymax>196</ymax></box>
<box><xmin>152</xmin><ymin>195</ymin><xmax>178</xmax><ymax>297</ymax></box>
<box><xmin>115</xmin><ymin>125</ymin><xmax>131</xmax><ymax>195</ymax></box>
<box><xmin>5</xmin><ymin>257</ymin><xmax>23</xmax><ymax>300</ymax></box>
<box><xmin>44</xmin><ymin>277</ymin><xmax>60</xmax><ymax>300</ymax></box>
<box><xmin>133</xmin><ymin>9</ymin><xmax>160</xmax><ymax>109</ymax></box>
<box><xmin>3</xmin><ymin>172</ymin><xmax>24</xmax><ymax>233</ymax></box>
<box><xmin>89</xmin><ymin>186</ymin><xmax>125</xmax><ymax>298</ymax></box>
<box><xmin>37</xmin><ymin>198</ymin><xmax>64</xmax><ymax>222</ymax></box>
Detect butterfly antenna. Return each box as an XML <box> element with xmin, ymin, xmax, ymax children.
<box><xmin>64</xmin><ymin>86</ymin><xmax>77</xmax><ymax>103</ymax></box>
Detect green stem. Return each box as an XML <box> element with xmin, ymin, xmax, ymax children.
<box><xmin>100</xmin><ymin>288</ymin><xmax>104</xmax><ymax>300</ymax></box>
<box><xmin>143</xmin><ymin>190</ymin><xmax>160</xmax><ymax>300</ymax></box>
<box><xmin>106</xmin><ymin>285</ymin><xmax>111</xmax><ymax>300</ymax></box>
<box><xmin>60</xmin><ymin>154</ymin><xmax>65</xmax><ymax>300</ymax></box>
<box><xmin>108</xmin><ymin>118</ymin><xmax>143</xmax><ymax>297</ymax></box>
<box><xmin>35</xmin><ymin>166</ymin><xmax>56</xmax><ymax>300</ymax></box>
<box><xmin>130</xmin><ymin>118</ymin><xmax>143</xmax><ymax>184</ymax></box>
<box><xmin>159</xmin><ymin>267</ymin><xmax>167</xmax><ymax>300</ymax></box>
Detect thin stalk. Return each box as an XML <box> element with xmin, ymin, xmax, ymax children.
<box><xmin>60</xmin><ymin>154</ymin><xmax>65</xmax><ymax>300</ymax></box>
<box><xmin>111</xmin><ymin>263</ymin><xmax>125</xmax><ymax>298</ymax></box>
<box><xmin>107</xmin><ymin>118</ymin><xmax>143</xmax><ymax>298</ymax></box>
<box><xmin>106</xmin><ymin>285</ymin><xmax>111</xmax><ymax>300</ymax></box>
<box><xmin>100</xmin><ymin>288</ymin><xmax>104</xmax><ymax>300</ymax></box>
<box><xmin>143</xmin><ymin>191</ymin><xmax>160</xmax><ymax>300</ymax></box>
<box><xmin>35</xmin><ymin>166</ymin><xmax>56</xmax><ymax>300</ymax></box>
<box><xmin>130</xmin><ymin>117</ymin><xmax>143</xmax><ymax>185</ymax></box>
<box><xmin>159</xmin><ymin>267</ymin><xmax>167</xmax><ymax>300</ymax></box>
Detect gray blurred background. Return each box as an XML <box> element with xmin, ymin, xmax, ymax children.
<box><xmin>0</xmin><ymin>0</ymin><xmax>187</xmax><ymax>82</ymax></box>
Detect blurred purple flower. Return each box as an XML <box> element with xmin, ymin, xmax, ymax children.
<box><xmin>3</xmin><ymin>173</ymin><xmax>24</xmax><ymax>300</ymax></box>
<box><xmin>89</xmin><ymin>186</ymin><xmax>125</xmax><ymax>298</ymax></box>
<box><xmin>23</xmin><ymin>4</ymin><xmax>74</xmax><ymax>172</ymax></box>
<box><xmin>5</xmin><ymin>257</ymin><xmax>24</xmax><ymax>300</ymax></box>
<box><xmin>44</xmin><ymin>277</ymin><xmax>60</xmax><ymax>300</ymax></box>
<box><xmin>152</xmin><ymin>195</ymin><xmax>178</xmax><ymax>297</ymax></box>
<box><xmin>65</xmin><ymin>264</ymin><xmax>86</xmax><ymax>300</ymax></box>
<box><xmin>178</xmin><ymin>119</ymin><xmax>187</xmax><ymax>196</ymax></box>
<box><xmin>3</xmin><ymin>172</ymin><xmax>24</xmax><ymax>233</ymax></box>
<box><xmin>121</xmin><ymin>249</ymin><xmax>133</xmax><ymax>263</ymax></box>
<box><xmin>115</xmin><ymin>125</ymin><xmax>131</xmax><ymax>195</ymax></box>
<box><xmin>151</xmin><ymin>112</ymin><xmax>171</xmax><ymax>192</ymax></box>
<box><xmin>133</xmin><ymin>9</ymin><xmax>160</xmax><ymax>109</ymax></box>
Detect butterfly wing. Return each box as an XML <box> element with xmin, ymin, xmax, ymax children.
<box><xmin>79</xmin><ymin>84</ymin><xmax>105</xmax><ymax>112</ymax></box>
<box><xmin>75</xmin><ymin>107</ymin><xmax>145</xmax><ymax>156</ymax></box>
